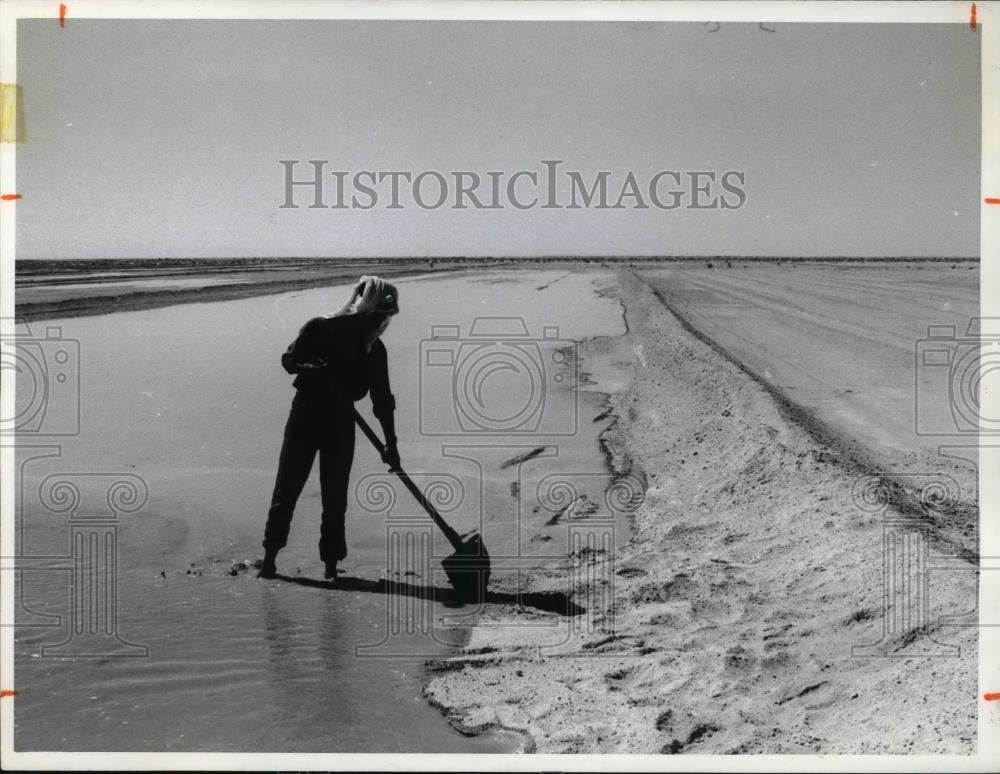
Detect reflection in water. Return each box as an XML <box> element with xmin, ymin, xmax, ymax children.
<box><xmin>262</xmin><ymin>588</ymin><xmax>301</xmax><ymax>727</ymax></box>
<box><xmin>260</xmin><ymin>585</ymin><xmax>361</xmax><ymax>750</ymax></box>
<box><xmin>263</xmin><ymin>588</ymin><xmax>296</xmax><ymax>664</ymax></box>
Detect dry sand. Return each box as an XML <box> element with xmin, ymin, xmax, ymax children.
<box><xmin>640</xmin><ymin>262</ymin><xmax>980</xmax><ymax>521</ymax></box>
<box><xmin>424</xmin><ymin>268</ymin><xmax>977</xmax><ymax>753</ymax></box>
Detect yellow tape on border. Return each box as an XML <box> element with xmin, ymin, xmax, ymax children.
<box><xmin>1</xmin><ymin>84</ymin><xmax>25</xmax><ymax>143</ymax></box>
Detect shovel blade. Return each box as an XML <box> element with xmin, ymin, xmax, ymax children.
<box><xmin>442</xmin><ymin>533</ymin><xmax>491</xmax><ymax>601</ymax></box>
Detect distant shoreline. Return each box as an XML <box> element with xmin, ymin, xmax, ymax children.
<box><xmin>15</xmin><ymin>255</ymin><xmax>979</xmax><ymax>276</ymax></box>
<box><xmin>14</xmin><ymin>265</ymin><xmax>461</xmax><ymax>322</ymax></box>
<box><xmin>14</xmin><ymin>257</ymin><xmax>980</xmax><ymax>322</ymax></box>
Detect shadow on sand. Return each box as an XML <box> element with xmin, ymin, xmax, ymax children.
<box><xmin>273</xmin><ymin>573</ymin><xmax>585</xmax><ymax>617</ymax></box>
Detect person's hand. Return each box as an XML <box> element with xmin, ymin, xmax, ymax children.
<box><xmin>381</xmin><ymin>443</ymin><xmax>401</xmax><ymax>471</ymax></box>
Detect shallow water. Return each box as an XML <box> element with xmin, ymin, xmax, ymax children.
<box><xmin>17</xmin><ymin>275</ymin><xmax>250</xmax><ymax>298</ymax></box>
<box><xmin>13</xmin><ymin>269</ymin><xmax>626</xmax><ymax>752</ymax></box>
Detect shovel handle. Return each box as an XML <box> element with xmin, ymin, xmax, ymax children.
<box><xmin>351</xmin><ymin>408</ymin><xmax>465</xmax><ymax>551</ymax></box>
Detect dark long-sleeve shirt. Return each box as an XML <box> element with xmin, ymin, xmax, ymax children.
<box><xmin>281</xmin><ymin>314</ymin><xmax>395</xmax><ymax>420</ymax></box>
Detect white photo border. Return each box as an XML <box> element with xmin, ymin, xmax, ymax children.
<box><xmin>0</xmin><ymin>1</ymin><xmax>996</xmax><ymax>771</ymax></box>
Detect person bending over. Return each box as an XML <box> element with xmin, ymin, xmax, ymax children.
<box><xmin>258</xmin><ymin>276</ymin><xmax>401</xmax><ymax>581</ymax></box>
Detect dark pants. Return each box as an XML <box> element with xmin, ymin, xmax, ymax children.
<box><xmin>263</xmin><ymin>393</ymin><xmax>356</xmax><ymax>562</ymax></box>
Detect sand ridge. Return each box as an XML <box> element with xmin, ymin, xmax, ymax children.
<box><xmin>422</xmin><ymin>269</ymin><xmax>976</xmax><ymax>753</ymax></box>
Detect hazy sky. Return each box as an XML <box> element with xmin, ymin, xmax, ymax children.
<box><xmin>16</xmin><ymin>20</ymin><xmax>980</xmax><ymax>259</ymax></box>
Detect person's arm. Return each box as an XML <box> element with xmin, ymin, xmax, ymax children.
<box><xmin>369</xmin><ymin>340</ymin><xmax>400</xmax><ymax>469</ymax></box>
<box><xmin>281</xmin><ymin>318</ymin><xmax>327</xmax><ymax>375</ymax></box>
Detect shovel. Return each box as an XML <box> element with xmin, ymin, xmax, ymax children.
<box><xmin>352</xmin><ymin>409</ymin><xmax>491</xmax><ymax>601</ymax></box>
